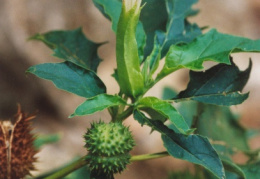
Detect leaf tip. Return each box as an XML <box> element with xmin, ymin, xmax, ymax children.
<box><xmin>186</xmin><ymin>128</ymin><xmax>196</xmax><ymax>135</ymax></box>
<box><xmin>26</xmin><ymin>66</ymin><xmax>36</xmax><ymax>74</ymax></box>
<box><xmin>69</xmin><ymin>113</ymin><xmax>76</xmax><ymax>118</ymax></box>
<box><xmin>27</xmin><ymin>33</ymin><xmax>43</xmax><ymax>41</ymax></box>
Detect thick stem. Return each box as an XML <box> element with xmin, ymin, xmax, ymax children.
<box><xmin>114</xmin><ymin>106</ymin><xmax>134</xmax><ymax>122</ymax></box>
<box><xmin>44</xmin><ymin>157</ymin><xmax>87</xmax><ymax>179</ymax></box>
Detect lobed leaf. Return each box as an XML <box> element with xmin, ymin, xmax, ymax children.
<box><xmin>137</xmin><ymin>97</ymin><xmax>193</xmax><ymax>135</ymax></box>
<box><xmin>157</xmin><ymin>0</ymin><xmax>202</xmax><ymax>57</ymax></box>
<box><xmin>70</xmin><ymin>94</ymin><xmax>126</xmax><ymax>117</ymax></box>
<box><xmin>177</xmin><ymin>60</ymin><xmax>252</xmax><ymax>106</ymax></box>
<box><xmin>27</xmin><ymin>62</ymin><xmax>106</xmax><ymax>98</ymax></box>
<box><xmin>30</xmin><ymin>28</ymin><xmax>101</xmax><ymax>72</ymax></box>
<box><xmin>93</xmin><ymin>0</ymin><xmax>167</xmax><ymax>59</ymax></box>
<box><xmin>139</xmin><ymin>0</ymin><xmax>168</xmax><ymax>58</ymax></box>
<box><xmin>158</xmin><ymin>29</ymin><xmax>260</xmax><ymax>78</ymax></box>
<box><xmin>92</xmin><ymin>0</ymin><xmax>122</xmax><ymax>32</ymax></box>
<box><xmin>93</xmin><ymin>0</ymin><xmax>201</xmax><ymax>63</ymax></box>
<box><xmin>141</xmin><ymin>0</ymin><xmax>200</xmax><ymax>58</ymax></box>
<box><xmin>133</xmin><ymin>110</ymin><xmax>225</xmax><ymax>179</ymax></box>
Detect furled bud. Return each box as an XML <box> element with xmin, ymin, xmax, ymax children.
<box><xmin>116</xmin><ymin>0</ymin><xmax>144</xmax><ymax>98</ymax></box>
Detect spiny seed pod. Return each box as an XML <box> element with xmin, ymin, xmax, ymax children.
<box><xmin>0</xmin><ymin>105</ymin><xmax>38</xmax><ymax>179</ymax></box>
<box><xmin>84</xmin><ymin>121</ymin><xmax>135</xmax><ymax>176</ymax></box>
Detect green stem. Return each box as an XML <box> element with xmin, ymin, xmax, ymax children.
<box><xmin>42</xmin><ymin>151</ymin><xmax>169</xmax><ymax>179</ymax></box>
<box><xmin>130</xmin><ymin>151</ymin><xmax>169</xmax><ymax>161</ymax></box>
<box><xmin>45</xmin><ymin>157</ymin><xmax>87</xmax><ymax>179</ymax></box>
<box><xmin>115</xmin><ymin>106</ymin><xmax>134</xmax><ymax>122</ymax></box>
<box><xmin>142</xmin><ymin>73</ymin><xmax>171</xmax><ymax>97</ymax></box>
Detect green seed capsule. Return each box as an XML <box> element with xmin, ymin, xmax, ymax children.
<box><xmin>84</xmin><ymin>121</ymin><xmax>135</xmax><ymax>175</ymax></box>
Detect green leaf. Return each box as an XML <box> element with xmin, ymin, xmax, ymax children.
<box><xmin>133</xmin><ymin>110</ymin><xmax>225</xmax><ymax>179</ymax></box>
<box><xmin>162</xmin><ymin>86</ymin><xmax>178</xmax><ymax>100</ymax></box>
<box><xmin>240</xmin><ymin>161</ymin><xmax>260</xmax><ymax>179</ymax></box>
<box><xmin>27</xmin><ymin>62</ymin><xmax>106</xmax><ymax>98</ymax></box>
<box><xmin>158</xmin><ymin>0</ymin><xmax>201</xmax><ymax>57</ymax></box>
<box><xmin>30</xmin><ymin>28</ymin><xmax>101</xmax><ymax>72</ymax></box>
<box><xmin>162</xmin><ymin>87</ymin><xmax>197</xmax><ymax>127</ymax></box>
<box><xmin>141</xmin><ymin>0</ymin><xmax>201</xmax><ymax>59</ymax></box>
<box><xmin>93</xmin><ymin>0</ymin><xmax>201</xmax><ymax>62</ymax></box>
<box><xmin>93</xmin><ymin>0</ymin><xmax>122</xmax><ymax>32</ymax></box>
<box><xmin>147</xmin><ymin>36</ymin><xmax>161</xmax><ymax>75</ymax></box>
<box><xmin>175</xmin><ymin>101</ymin><xmax>197</xmax><ymax>127</ymax></box>
<box><xmin>197</xmin><ymin>104</ymin><xmax>249</xmax><ymax>151</ymax></box>
<box><xmin>177</xmin><ymin>60</ymin><xmax>252</xmax><ymax>106</ymax></box>
<box><xmin>138</xmin><ymin>107</ymin><xmax>167</xmax><ymax>124</ymax></box>
<box><xmin>140</xmin><ymin>0</ymin><xmax>168</xmax><ymax>58</ymax></box>
<box><xmin>142</xmin><ymin>35</ymin><xmax>162</xmax><ymax>86</ymax></box>
<box><xmin>34</xmin><ymin>134</ymin><xmax>60</xmax><ymax>150</ymax></box>
<box><xmin>116</xmin><ymin>1</ymin><xmax>144</xmax><ymax>97</ymax></box>
<box><xmin>136</xmin><ymin>22</ymin><xmax>147</xmax><ymax>62</ymax></box>
<box><xmin>137</xmin><ymin>97</ymin><xmax>193</xmax><ymax>135</ymax></box>
<box><xmin>93</xmin><ymin>0</ymin><xmax>167</xmax><ymax>60</ymax></box>
<box><xmin>158</xmin><ymin>29</ymin><xmax>260</xmax><ymax>78</ymax></box>
<box><xmin>70</xmin><ymin>94</ymin><xmax>126</xmax><ymax>117</ymax></box>
<box><xmin>162</xmin><ymin>134</ymin><xmax>224</xmax><ymax>179</ymax></box>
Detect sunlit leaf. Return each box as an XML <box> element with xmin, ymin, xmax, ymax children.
<box><xmin>158</xmin><ymin>29</ymin><xmax>260</xmax><ymax>78</ymax></box>
<box><xmin>70</xmin><ymin>94</ymin><xmax>126</xmax><ymax>117</ymax></box>
<box><xmin>137</xmin><ymin>97</ymin><xmax>193</xmax><ymax>135</ymax></box>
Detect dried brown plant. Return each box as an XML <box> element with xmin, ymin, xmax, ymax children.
<box><xmin>0</xmin><ymin>106</ymin><xmax>38</xmax><ymax>179</ymax></box>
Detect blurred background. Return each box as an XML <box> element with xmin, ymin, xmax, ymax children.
<box><xmin>0</xmin><ymin>0</ymin><xmax>260</xmax><ymax>178</ymax></box>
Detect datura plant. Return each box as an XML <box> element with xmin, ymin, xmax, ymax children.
<box><xmin>26</xmin><ymin>0</ymin><xmax>260</xmax><ymax>178</ymax></box>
